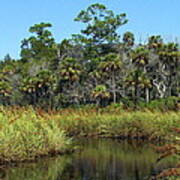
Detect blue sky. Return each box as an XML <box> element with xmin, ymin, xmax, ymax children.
<box><xmin>0</xmin><ymin>0</ymin><xmax>179</xmax><ymax>59</ymax></box>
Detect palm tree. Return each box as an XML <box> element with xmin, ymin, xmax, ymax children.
<box><xmin>125</xmin><ymin>70</ymin><xmax>151</xmax><ymax>104</ymax></box>
<box><xmin>131</xmin><ymin>47</ymin><xmax>149</xmax><ymax>71</ymax></box>
<box><xmin>122</xmin><ymin>32</ymin><xmax>135</xmax><ymax>53</ymax></box>
<box><xmin>91</xmin><ymin>85</ymin><xmax>110</xmax><ymax>105</ymax></box>
<box><xmin>98</xmin><ymin>53</ymin><xmax>122</xmax><ymax>103</ymax></box>
<box><xmin>138</xmin><ymin>73</ymin><xmax>152</xmax><ymax>103</ymax></box>
<box><xmin>158</xmin><ymin>43</ymin><xmax>180</xmax><ymax>97</ymax></box>
<box><xmin>130</xmin><ymin>47</ymin><xmax>152</xmax><ymax>102</ymax></box>
<box><xmin>0</xmin><ymin>73</ymin><xmax>12</xmax><ymax>105</ymax></box>
<box><xmin>20</xmin><ymin>70</ymin><xmax>55</xmax><ymax>107</ymax></box>
<box><xmin>59</xmin><ymin>57</ymin><xmax>83</xmax><ymax>104</ymax></box>
<box><xmin>148</xmin><ymin>35</ymin><xmax>163</xmax><ymax>52</ymax></box>
<box><xmin>59</xmin><ymin>57</ymin><xmax>82</xmax><ymax>82</ymax></box>
<box><xmin>20</xmin><ymin>76</ymin><xmax>38</xmax><ymax>105</ymax></box>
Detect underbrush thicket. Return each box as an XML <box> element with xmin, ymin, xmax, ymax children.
<box><xmin>0</xmin><ymin>105</ymin><xmax>179</xmax><ymax>163</ymax></box>
<box><xmin>104</xmin><ymin>96</ymin><xmax>179</xmax><ymax>111</ymax></box>
<box><xmin>138</xmin><ymin>96</ymin><xmax>179</xmax><ymax>111</ymax></box>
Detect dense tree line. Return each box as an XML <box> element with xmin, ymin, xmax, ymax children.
<box><xmin>0</xmin><ymin>3</ymin><xmax>179</xmax><ymax>108</ymax></box>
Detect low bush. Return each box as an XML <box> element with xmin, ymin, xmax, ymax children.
<box><xmin>0</xmin><ymin>106</ymin><xmax>71</xmax><ymax>163</ymax></box>
<box><xmin>138</xmin><ymin>96</ymin><xmax>180</xmax><ymax>111</ymax></box>
<box><xmin>150</xmin><ymin>128</ymin><xmax>180</xmax><ymax>179</ymax></box>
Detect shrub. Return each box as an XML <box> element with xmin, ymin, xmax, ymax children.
<box><xmin>151</xmin><ymin>128</ymin><xmax>180</xmax><ymax>179</ymax></box>
<box><xmin>0</xmin><ymin>107</ymin><xmax>71</xmax><ymax>163</ymax></box>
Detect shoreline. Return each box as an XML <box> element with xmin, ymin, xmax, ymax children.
<box><xmin>0</xmin><ymin>106</ymin><xmax>179</xmax><ymax>165</ymax></box>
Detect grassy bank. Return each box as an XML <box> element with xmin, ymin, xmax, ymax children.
<box><xmin>0</xmin><ymin>106</ymin><xmax>71</xmax><ymax>164</ymax></box>
<box><xmin>0</xmin><ymin>106</ymin><xmax>179</xmax><ymax>163</ymax></box>
<box><xmin>49</xmin><ymin>107</ymin><xmax>180</xmax><ymax>140</ymax></box>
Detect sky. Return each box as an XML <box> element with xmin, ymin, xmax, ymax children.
<box><xmin>0</xmin><ymin>0</ymin><xmax>180</xmax><ymax>59</ymax></box>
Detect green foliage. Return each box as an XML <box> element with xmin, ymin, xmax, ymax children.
<box><xmin>59</xmin><ymin>57</ymin><xmax>82</xmax><ymax>81</ymax></box>
<box><xmin>91</xmin><ymin>85</ymin><xmax>110</xmax><ymax>99</ymax></box>
<box><xmin>123</xmin><ymin>31</ymin><xmax>134</xmax><ymax>45</ymax></box>
<box><xmin>74</xmin><ymin>3</ymin><xmax>127</xmax><ymax>44</ymax></box>
<box><xmin>148</xmin><ymin>35</ymin><xmax>163</xmax><ymax>51</ymax></box>
<box><xmin>99</xmin><ymin>53</ymin><xmax>122</xmax><ymax>73</ymax></box>
<box><xmin>49</xmin><ymin>107</ymin><xmax>180</xmax><ymax>141</ymax></box>
<box><xmin>0</xmin><ymin>107</ymin><xmax>71</xmax><ymax>163</ymax></box>
<box><xmin>0</xmin><ymin>106</ymin><xmax>179</xmax><ymax>163</ymax></box>
<box><xmin>21</xmin><ymin>22</ymin><xmax>56</xmax><ymax>61</ymax></box>
<box><xmin>139</xmin><ymin>96</ymin><xmax>180</xmax><ymax>111</ymax></box>
<box><xmin>151</xmin><ymin>128</ymin><xmax>180</xmax><ymax>179</ymax></box>
<box><xmin>131</xmin><ymin>46</ymin><xmax>149</xmax><ymax>67</ymax></box>
<box><xmin>0</xmin><ymin>3</ymin><xmax>179</xmax><ymax>109</ymax></box>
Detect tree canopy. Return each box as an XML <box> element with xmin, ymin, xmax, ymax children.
<box><xmin>0</xmin><ymin>3</ymin><xmax>179</xmax><ymax>108</ymax></box>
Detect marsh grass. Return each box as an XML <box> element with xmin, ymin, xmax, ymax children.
<box><xmin>40</xmin><ymin>107</ymin><xmax>180</xmax><ymax>141</ymax></box>
<box><xmin>0</xmin><ymin>105</ymin><xmax>179</xmax><ymax>163</ymax></box>
<box><xmin>0</xmin><ymin>106</ymin><xmax>71</xmax><ymax>163</ymax></box>
<box><xmin>150</xmin><ymin>128</ymin><xmax>180</xmax><ymax>179</ymax></box>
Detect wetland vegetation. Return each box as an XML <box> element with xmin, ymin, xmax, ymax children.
<box><xmin>0</xmin><ymin>106</ymin><xmax>179</xmax><ymax>164</ymax></box>
<box><xmin>0</xmin><ymin>2</ymin><xmax>179</xmax><ymax>179</ymax></box>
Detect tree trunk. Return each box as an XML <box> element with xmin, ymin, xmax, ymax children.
<box><xmin>153</xmin><ymin>79</ymin><xmax>166</xmax><ymax>99</ymax></box>
<box><xmin>168</xmin><ymin>67</ymin><xmax>173</xmax><ymax>97</ymax></box>
<box><xmin>134</xmin><ymin>83</ymin><xmax>138</xmax><ymax>106</ymax></box>
<box><xmin>145</xmin><ymin>87</ymin><xmax>150</xmax><ymax>103</ymax></box>
<box><xmin>112</xmin><ymin>71</ymin><xmax>116</xmax><ymax>104</ymax></box>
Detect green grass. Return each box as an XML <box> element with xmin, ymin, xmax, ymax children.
<box><xmin>0</xmin><ymin>105</ymin><xmax>179</xmax><ymax>163</ymax></box>
<box><xmin>0</xmin><ymin>106</ymin><xmax>71</xmax><ymax>163</ymax></box>
<box><xmin>51</xmin><ymin>108</ymin><xmax>180</xmax><ymax>141</ymax></box>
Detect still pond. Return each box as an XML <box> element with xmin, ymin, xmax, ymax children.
<box><xmin>0</xmin><ymin>139</ymin><xmax>176</xmax><ymax>180</ymax></box>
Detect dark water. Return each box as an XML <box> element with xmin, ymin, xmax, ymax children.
<box><xmin>0</xmin><ymin>139</ymin><xmax>176</xmax><ymax>180</ymax></box>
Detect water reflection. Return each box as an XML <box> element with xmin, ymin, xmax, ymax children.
<box><xmin>3</xmin><ymin>139</ymin><xmax>176</xmax><ymax>180</ymax></box>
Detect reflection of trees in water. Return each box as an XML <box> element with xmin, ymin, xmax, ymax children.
<box><xmin>56</xmin><ymin>163</ymin><xmax>75</xmax><ymax>180</ymax></box>
<box><xmin>57</xmin><ymin>140</ymin><xmax>175</xmax><ymax>180</ymax></box>
<box><xmin>4</xmin><ymin>156</ymin><xmax>71</xmax><ymax>180</ymax></box>
<box><xmin>0</xmin><ymin>168</ymin><xmax>6</xmax><ymax>179</ymax></box>
<box><xmin>3</xmin><ymin>140</ymin><xmax>176</xmax><ymax>180</ymax></box>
